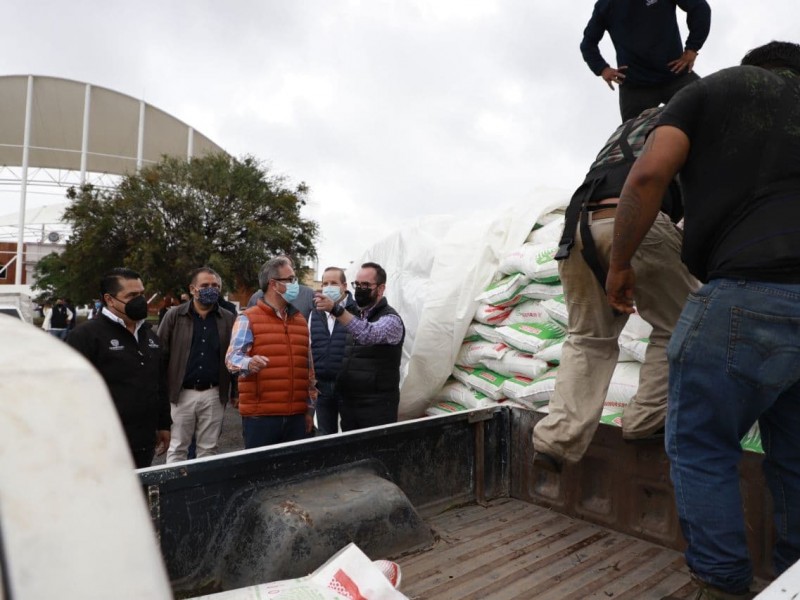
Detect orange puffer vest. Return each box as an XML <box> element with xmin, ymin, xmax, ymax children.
<box><xmin>238</xmin><ymin>301</ymin><xmax>310</xmax><ymax>417</ymax></box>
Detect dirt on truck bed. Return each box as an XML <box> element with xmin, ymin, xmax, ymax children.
<box><xmin>397</xmin><ymin>497</ymin><xmax>699</xmax><ymax>600</ymax></box>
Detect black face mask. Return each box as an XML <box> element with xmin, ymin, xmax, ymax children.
<box><xmin>114</xmin><ymin>294</ymin><xmax>149</xmax><ymax>321</ymax></box>
<box><xmin>354</xmin><ymin>287</ymin><xmax>376</xmax><ymax>308</ymax></box>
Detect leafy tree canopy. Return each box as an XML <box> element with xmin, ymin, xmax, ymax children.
<box><xmin>33</xmin><ymin>153</ymin><xmax>318</xmax><ymax>303</ymax></box>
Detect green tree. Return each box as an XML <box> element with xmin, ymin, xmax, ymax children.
<box><xmin>34</xmin><ymin>153</ymin><xmax>318</xmax><ymax>302</ymax></box>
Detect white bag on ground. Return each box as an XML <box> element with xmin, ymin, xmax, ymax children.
<box><xmin>496</xmin><ymin>321</ymin><xmax>566</xmax><ymax>354</ymax></box>
<box><xmin>195</xmin><ymin>542</ymin><xmax>407</xmax><ymax>600</ymax></box>
<box><xmin>481</xmin><ymin>349</ymin><xmax>549</xmax><ymax>380</ymax></box>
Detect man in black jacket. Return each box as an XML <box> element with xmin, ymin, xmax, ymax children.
<box><xmin>68</xmin><ymin>267</ymin><xmax>171</xmax><ymax>468</ymax></box>
<box><xmin>314</xmin><ymin>262</ymin><xmax>405</xmax><ymax>431</ymax></box>
<box><xmin>580</xmin><ymin>0</ymin><xmax>711</xmax><ymax>121</ymax></box>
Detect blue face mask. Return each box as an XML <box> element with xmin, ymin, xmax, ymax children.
<box><xmin>197</xmin><ymin>287</ymin><xmax>220</xmax><ymax>306</ymax></box>
<box><xmin>280</xmin><ymin>281</ymin><xmax>300</xmax><ymax>303</ymax></box>
<box><xmin>322</xmin><ymin>285</ymin><xmax>343</xmax><ymax>303</ymax></box>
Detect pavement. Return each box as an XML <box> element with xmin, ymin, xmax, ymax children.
<box><xmin>151</xmin><ymin>403</ymin><xmax>244</xmax><ymax>466</ymax></box>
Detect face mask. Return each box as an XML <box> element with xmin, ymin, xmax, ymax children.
<box><xmin>280</xmin><ymin>281</ymin><xmax>300</xmax><ymax>303</ymax></box>
<box><xmin>354</xmin><ymin>287</ymin><xmax>375</xmax><ymax>308</ymax></box>
<box><xmin>197</xmin><ymin>287</ymin><xmax>220</xmax><ymax>306</ymax></box>
<box><xmin>322</xmin><ymin>285</ymin><xmax>343</xmax><ymax>303</ymax></box>
<box><xmin>115</xmin><ymin>294</ymin><xmax>149</xmax><ymax>321</ymax></box>
<box><xmin>94</xmin><ymin>301</ymin><xmax>101</xmax><ymax>309</ymax></box>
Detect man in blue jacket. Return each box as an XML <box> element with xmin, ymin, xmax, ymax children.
<box><xmin>580</xmin><ymin>0</ymin><xmax>711</xmax><ymax>121</ymax></box>
<box><xmin>308</xmin><ymin>266</ymin><xmax>357</xmax><ymax>435</ymax></box>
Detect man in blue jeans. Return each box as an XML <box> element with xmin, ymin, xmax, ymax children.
<box><xmin>606</xmin><ymin>41</ymin><xmax>800</xmax><ymax>599</ymax></box>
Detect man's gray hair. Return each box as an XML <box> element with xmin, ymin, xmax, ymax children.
<box><xmin>258</xmin><ymin>256</ymin><xmax>293</xmax><ymax>292</ymax></box>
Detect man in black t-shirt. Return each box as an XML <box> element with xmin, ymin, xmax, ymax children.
<box><xmin>606</xmin><ymin>42</ymin><xmax>800</xmax><ymax>599</ymax></box>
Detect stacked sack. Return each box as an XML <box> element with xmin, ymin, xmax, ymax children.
<box><xmin>428</xmin><ymin>212</ymin><xmax>570</xmax><ymax>415</ymax></box>
<box><xmin>426</xmin><ymin>210</ymin><xmax>764</xmax><ymax>454</ymax></box>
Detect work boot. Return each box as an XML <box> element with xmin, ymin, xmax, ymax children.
<box><xmin>532</xmin><ymin>451</ymin><xmax>562</xmax><ymax>473</ymax></box>
<box><xmin>662</xmin><ymin>580</ymin><xmax>755</xmax><ymax>599</ymax></box>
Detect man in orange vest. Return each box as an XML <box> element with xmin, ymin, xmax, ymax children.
<box><xmin>225</xmin><ymin>256</ymin><xmax>317</xmax><ymax>448</ymax></box>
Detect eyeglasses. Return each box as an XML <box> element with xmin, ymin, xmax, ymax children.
<box><xmin>272</xmin><ymin>276</ymin><xmax>298</xmax><ymax>284</ymax></box>
<box><xmin>351</xmin><ymin>282</ymin><xmax>377</xmax><ymax>290</ymax></box>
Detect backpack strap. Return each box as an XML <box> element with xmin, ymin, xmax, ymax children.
<box><xmin>555</xmin><ymin>178</ymin><xmax>601</xmax><ymax>261</ymax></box>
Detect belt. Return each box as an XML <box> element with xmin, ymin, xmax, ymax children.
<box><xmin>587</xmin><ymin>203</ymin><xmax>617</xmax><ymax>221</ymax></box>
<box><xmin>182</xmin><ymin>383</ymin><xmax>218</xmax><ymax>391</ymax></box>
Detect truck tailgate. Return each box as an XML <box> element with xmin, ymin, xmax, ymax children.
<box><xmin>398</xmin><ymin>497</ymin><xmax>697</xmax><ymax>600</ymax></box>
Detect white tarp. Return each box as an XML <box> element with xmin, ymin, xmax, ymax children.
<box><xmin>350</xmin><ymin>188</ymin><xmax>571</xmax><ymax>419</ymax></box>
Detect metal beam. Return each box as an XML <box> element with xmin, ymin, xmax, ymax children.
<box><xmin>80</xmin><ymin>84</ymin><xmax>91</xmax><ymax>186</ymax></box>
<box><xmin>15</xmin><ymin>75</ymin><xmax>33</xmax><ymax>285</ymax></box>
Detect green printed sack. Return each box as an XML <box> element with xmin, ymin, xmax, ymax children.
<box><xmin>496</xmin><ymin>321</ymin><xmax>566</xmax><ymax>354</ymax></box>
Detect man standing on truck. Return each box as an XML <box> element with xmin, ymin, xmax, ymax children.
<box><xmin>308</xmin><ymin>266</ymin><xmax>358</xmax><ymax>435</ymax></box>
<box><xmin>607</xmin><ymin>41</ymin><xmax>800</xmax><ymax>600</ymax></box>
<box><xmin>67</xmin><ymin>267</ymin><xmax>171</xmax><ymax>468</ymax></box>
<box><xmin>158</xmin><ymin>267</ymin><xmax>236</xmax><ymax>462</ymax></box>
<box><xmin>580</xmin><ymin>0</ymin><xmax>711</xmax><ymax>121</ymax></box>
<box><xmin>314</xmin><ymin>262</ymin><xmax>405</xmax><ymax>432</ymax></box>
<box><xmin>532</xmin><ymin>106</ymin><xmax>698</xmax><ymax>474</ymax></box>
<box><xmin>225</xmin><ymin>256</ymin><xmax>317</xmax><ymax>448</ymax></box>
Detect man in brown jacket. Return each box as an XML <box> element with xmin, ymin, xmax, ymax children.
<box><xmin>158</xmin><ymin>267</ymin><xmax>236</xmax><ymax>462</ymax></box>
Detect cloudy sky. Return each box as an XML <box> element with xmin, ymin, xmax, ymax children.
<box><xmin>1</xmin><ymin>0</ymin><xmax>797</xmax><ymax>276</ymax></box>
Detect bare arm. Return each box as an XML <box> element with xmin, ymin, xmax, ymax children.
<box><xmin>606</xmin><ymin>126</ymin><xmax>690</xmax><ymax>312</ymax></box>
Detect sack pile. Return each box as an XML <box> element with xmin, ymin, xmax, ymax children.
<box><xmin>425</xmin><ymin>210</ymin><xmax>763</xmax><ymax>454</ymax></box>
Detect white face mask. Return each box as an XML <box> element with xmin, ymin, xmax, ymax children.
<box><xmin>322</xmin><ymin>285</ymin><xmax>343</xmax><ymax>303</ymax></box>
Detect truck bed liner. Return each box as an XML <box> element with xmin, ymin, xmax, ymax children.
<box><xmin>397</xmin><ymin>497</ymin><xmax>697</xmax><ymax>600</ymax></box>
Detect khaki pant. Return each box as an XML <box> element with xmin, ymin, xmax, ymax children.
<box><xmin>166</xmin><ymin>387</ymin><xmax>224</xmax><ymax>463</ymax></box>
<box><xmin>533</xmin><ymin>212</ymin><xmax>698</xmax><ymax>463</ymax></box>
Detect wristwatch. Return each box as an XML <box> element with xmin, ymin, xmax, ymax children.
<box><xmin>331</xmin><ymin>303</ymin><xmax>345</xmax><ymax>318</ymax></box>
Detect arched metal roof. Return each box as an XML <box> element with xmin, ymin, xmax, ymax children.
<box><xmin>0</xmin><ymin>75</ymin><xmax>227</xmax><ymax>285</ymax></box>
<box><xmin>0</xmin><ymin>74</ymin><xmax>225</xmax><ymax>175</ymax></box>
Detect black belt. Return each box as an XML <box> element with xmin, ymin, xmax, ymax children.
<box><xmin>182</xmin><ymin>383</ymin><xmax>218</xmax><ymax>391</ymax></box>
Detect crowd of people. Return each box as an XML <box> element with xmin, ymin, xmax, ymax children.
<box><xmin>59</xmin><ymin>258</ymin><xmax>405</xmax><ymax>469</ymax></box>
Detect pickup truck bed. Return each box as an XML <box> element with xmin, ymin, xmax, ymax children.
<box><xmin>140</xmin><ymin>406</ymin><xmax>773</xmax><ymax>598</ymax></box>
<box><xmin>398</xmin><ymin>497</ymin><xmax>695</xmax><ymax>600</ymax></box>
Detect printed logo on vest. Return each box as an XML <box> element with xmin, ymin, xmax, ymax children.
<box><xmin>646</xmin><ymin>0</ymin><xmax>658</xmax><ymax>5</ymax></box>
<box><xmin>148</xmin><ymin>338</ymin><xmax>159</xmax><ymax>349</ymax></box>
<box><xmin>109</xmin><ymin>339</ymin><xmax>124</xmax><ymax>351</ymax></box>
